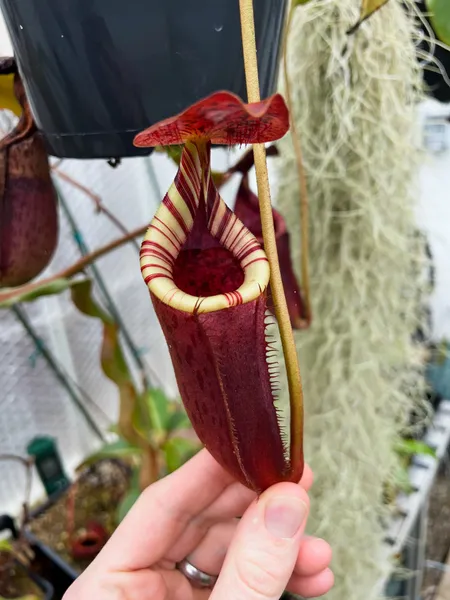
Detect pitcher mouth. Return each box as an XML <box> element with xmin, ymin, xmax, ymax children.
<box><xmin>140</xmin><ymin>141</ymin><xmax>270</xmax><ymax>315</ymax></box>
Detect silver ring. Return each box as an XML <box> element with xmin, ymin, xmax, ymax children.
<box><xmin>176</xmin><ymin>558</ymin><xmax>218</xmax><ymax>589</ymax></box>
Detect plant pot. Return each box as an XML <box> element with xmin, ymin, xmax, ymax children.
<box><xmin>0</xmin><ymin>560</ymin><xmax>55</xmax><ymax>600</ymax></box>
<box><xmin>29</xmin><ymin>540</ymin><xmax>77</xmax><ymax>600</ymax></box>
<box><xmin>26</xmin><ymin>528</ymin><xmax>78</xmax><ymax>588</ymax></box>
<box><xmin>0</xmin><ymin>516</ymin><xmax>54</xmax><ymax>600</ymax></box>
<box><xmin>24</xmin><ymin>489</ymin><xmax>79</xmax><ymax>588</ymax></box>
<box><xmin>0</xmin><ymin>0</ymin><xmax>288</xmax><ymax>159</ymax></box>
<box><xmin>25</xmin><ymin>459</ymin><xmax>131</xmax><ymax>586</ymax></box>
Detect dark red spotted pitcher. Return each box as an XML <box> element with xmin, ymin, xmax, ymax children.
<box><xmin>0</xmin><ymin>58</ymin><xmax>58</xmax><ymax>288</ymax></box>
<box><xmin>134</xmin><ymin>91</ymin><xmax>304</xmax><ymax>492</ymax></box>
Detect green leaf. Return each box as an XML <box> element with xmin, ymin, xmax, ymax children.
<box><xmin>145</xmin><ymin>389</ymin><xmax>171</xmax><ymax>434</ymax></box>
<box><xmin>0</xmin><ymin>278</ymin><xmax>86</xmax><ymax>308</ymax></box>
<box><xmin>155</xmin><ymin>145</ymin><xmax>183</xmax><ymax>166</ymax></box>
<box><xmin>132</xmin><ymin>391</ymin><xmax>189</xmax><ymax>444</ymax></box>
<box><xmin>101</xmin><ymin>324</ymin><xmax>133</xmax><ymax>386</ymax></box>
<box><xmin>426</xmin><ymin>0</ymin><xmax>450</xmax><ymax>45</ymax></box>
<box><xmin>133</xmin><ymin>389</ymin><xmax>169</xmax><ymax>445</ymax></box>
<box><xmin>132</xmin><ymin>388</ymin><xmax>172</xmax><ymax>444</ymax></box>
<box><xmin>0</xmin><ymin>69</ymin><xmax>21</xmax><ymax>116</ymax></box>
<box><xmin>163</xmin><ymin>437</ymin><xmax>200</xmax><ymax>473</ymax></box>
<box><xmin>71</xmin><ymin>279</ymin><xmax>139</xmax><ymax>444</ymax></box>
<box><xmin>293</xmin><ymin>0</ymin><xmax>312</xmax><ymax>5</ymax></box>
<box><xmin>116</xmin><ymin>467</ymin><xmax>141</xmax><ymax>523</ymax></box>
<box><xmin>0</xmin><ymin>596</ymin><xmax>40</xmax><ymax>600</ymax></box>
<box><xmin>71</xmin><ymin>278</ymin><xmax>112</xmax><ymax>324</ymax></box>
<box><xmin>116</xmin><ymin>487</ymin><xmax>141</xmax><ymax>523</ymax></box>
<box><xmin>71</xmin><ymin>279</ymin><xmax>132</xmax><ymax>385</ymax></box>
<box><xmin>132</xmin><ymin>403</ymin><xmax>150</xmax><ymax>443</ymax></box>
<box><xmin>132</xmin><ymin>390</ymin><xmax>155</xmax><ymax>444</ymax></box>
<box><xmin>347</xmin><ymin>0</ymin><xmax>390</xmax><ymax>35</ymax></box>
<box><xmin>77</xmin><ymin>439</ymin><xmax>141</xmax><ymax>470</ymax></box>
<box><xmin>0</xmin><ymin>539</ymin><xmax>13</xmax><ymax>552</ymax></box>
<box><xmin>392</xmin><ymin>464</ymin><xmax>414</xmax><ymax>495</ymax></box>
<box><xmin>165</xmin><ymin>145</ymin><xmax>183</xmax><ymax>165</ymax></box>
<box><xmin>166</xmin><ymin>410</ymin><xmax>191</xmax><ymax>433</ymax></box>
<box><xmin>394</xmin><ymin>439</ymin><xmax>437</xmax><ymax>458</ymax></box>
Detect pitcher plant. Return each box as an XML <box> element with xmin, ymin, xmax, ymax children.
<box><xmin>134</xmin><ymin>91</ymin><xmax>303</xmax><ymax>492</ymax></box>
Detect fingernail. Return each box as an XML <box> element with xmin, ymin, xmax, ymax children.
<box><xmin>264</xmin><ymin>496</ymin><xmax>307</xmax><ymax>539</ymax></box>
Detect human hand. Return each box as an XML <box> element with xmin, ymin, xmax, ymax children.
<box><xmin>63</xmin><ymin>449</ymin><xmax>333</xmax><ymax>600</ymax></box>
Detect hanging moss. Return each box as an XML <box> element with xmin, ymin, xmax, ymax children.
<box><xmin>277</xmin><ymin>1</ymin><xmax>428</xmax><ymax>598</ymax></box>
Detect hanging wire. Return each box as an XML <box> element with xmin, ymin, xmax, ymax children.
<box><xmin>53</xmin><ymin>179</ymin><xmax>163</xmax><ymax>389</ymax></box>
<box><xmin>143</xmin><ymin>156</ymin><xmax>162</xmax><ymax>200</ymax></box>
<box><xmin>12</xmin><ymin>304</ymin><xmax>107</xmax><ymax>441</ymax></box>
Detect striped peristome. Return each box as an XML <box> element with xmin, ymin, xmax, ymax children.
<box><xmin>140</xmin><ymin>141</ymin><xmax>270</xmax><ymax>315</ymax></box>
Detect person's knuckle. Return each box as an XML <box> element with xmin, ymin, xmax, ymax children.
<box><xmin>235</xmin><ymin>547</ymin><xmax>285</xmax><ymax>599</ymax></box>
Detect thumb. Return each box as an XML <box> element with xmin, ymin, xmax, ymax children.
<box><xmin>211</xmin><ymin>482</ymin><xmax>309</xmax><ymax>600</ymax></box>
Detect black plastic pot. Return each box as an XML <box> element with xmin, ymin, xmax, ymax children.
<box><xmin>0</xmin><ymin>514</ymin><xmax>55</xmax><ymax>600</ymax></box>
<box><xmin>24</xmin><ymin>487</ymin><xmax>80</xmax><ymax>586</ymax></box>
<box><xmin>22</xmin><ymin>458</ymin><xmax>133</xmax><ymax>596</ymax></box>
<box><xmin>27</xmin><ymin>530</ymin><xmax>78</xmax><ymax>588</ymax></box>
<box><xmin>28</xmin><ymin>567</ymin><xmax>54</xmax><ymax>600</ymax></box>
<box><xmin>11</xmin><ymin>562</ymin><xmax>55</xmax><ymax>600</ymax></box>
<box><xmin>0</xmin><ymin>0</ymin><xmax>287</xmax><ymax>159</ymax></box>
<box><xmin>1</xmin><ymin>499</ymin><xmax>75</xmax><ymax>598</ymax></box>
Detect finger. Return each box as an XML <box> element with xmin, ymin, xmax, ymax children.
<box><xmin>202</xmin><ymin>462</ymin><xmax>313</xmax><ymax>522</ymax></box>
<box><xmin>186</xmin><ymin>529</ymin><xmax>332</xmax><ymax>582</ymax></box>
<box><xmin>63</xmin><ymin>566</ymin><xmax>187</xmax><ymax>600</ymax></box>
<box><xmin>67</xmin><ymin>560</ymin><xmax>212</xmax><ymax>600</ymax></box>
<box><xmin>300</xmin><ymin>463</ymin><xmax>314</xmax><ymax>492</ymax></box>
<box><xmin>288</xmin><ymin>568</ymin><xmax>334</xmax><ymax>598</ymax></box>
<box><xmin>202</xmin><ymin>481</ymin><xmax>256</xmax><ymax>521</ymax></box>
<box><xmin>95</xmin><ymin>450</ymin><xmax>234</xmax><ymax>571</ymax></box>
<box><xmin>294</xmin><ymin>536</ymin><xmax>332</xmax><ymax>577</ymax></box>
<box><xmin>165</xmin><ymin>482</ymin><xmax>255</xmax><ymax>564</ymax></box>
<box><xmin>211</xmin><ymin>482</ymin><xmax>310</xmax><ymax>600</ymax></box>
<box><xmin>187</xmin><ymin>521</ymin><xmax>237</xmax><ymax>575</ymax></box>
<box><xmin>158</xmin><ymin>568</ymin><xmax>215</xmax><ymax>600</ymax></box>
<box><xmin>167</xmin><ymin>470</ymin><xmax>312</xmax><ymax>567</ymax></box>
